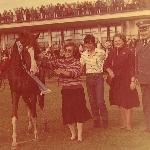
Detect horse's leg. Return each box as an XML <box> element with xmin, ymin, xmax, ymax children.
<box><xmin>11</xmin><ymin>92</ymin><xmax>20</xmax><ymax>147</ymax></box>
<box><xmin>32</xmin><ymin>115</ymin><xmax>38</xmax><ymax>140</ymax></box>
<box><xmin>38</xmin><ymin>72</ymin><xmax>49</xmax><ymax>132</ymax></box>
<box><xmin>29</xmin><ymin>95</ymin><xmax>38</xmax><ymax>140</ymax></box>
<box><xmin>27</xmin><ymin>107</ymin><xmax>33</xmax><ymax>133</ymax></box>
<box><xmin>23</xmin><ymin>96</ymin><xmax>34</xmax><ymax>134</ymax></box>
<box><xmin>41</xmin><ymin>110</ymin><xmax>49</xmax><ymax>133</ymax></box>
<box><xmin>38</xmin><ymin>95</ymin><xmax>49</xmax><ymax>132</ymax></box>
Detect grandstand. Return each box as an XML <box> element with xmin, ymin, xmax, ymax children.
<box><xmin>0</xmin><ymin>0</ymin><xmax>150</xmax><ymax>50</ymax></box>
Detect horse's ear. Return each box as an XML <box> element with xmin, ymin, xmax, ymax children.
<box><xmin>34</xmin><ymin>33</ymin><xmax>40</xmax><ymax>39</ymax></box>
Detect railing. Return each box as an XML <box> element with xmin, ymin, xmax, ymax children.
<box><xmin>0</xmin><ymin>4</ymin><xmax>149</xmax><ymax>25</ymax></box>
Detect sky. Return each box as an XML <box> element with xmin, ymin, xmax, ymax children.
<box><xmin>0</xmin><ymin>0</ymin><xmax>87</xmax><ymax>12</ymax></box>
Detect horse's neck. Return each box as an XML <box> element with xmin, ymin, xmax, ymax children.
<box><xmin>9</xmin><ymin>44</ymin><xmax>25</xmax><ymax>69</ymax></box>
<box><xmin>11</xmin><ymin>50</ymin><xmax>21</xmax><ymax>64</ymax></box>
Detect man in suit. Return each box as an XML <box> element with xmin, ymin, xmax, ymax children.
<box><xmin>135</xmin><ymin>19</ymin><xmax>150</xmax><ymax>132</ymax></box>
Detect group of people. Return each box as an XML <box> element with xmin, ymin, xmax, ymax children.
<box><xmin>0</xmin><ymin>19</ymin><xmax>150</xmax><ymax>143</ymax></box>
<box><xmin>35</xmin><ymin>19</ymin><xmax>150</xmax><ymax>141</ymax></box>
<box><xmin>0</xmin><ymin>0</ymin><xmax>147</xmax><ymax>24</ymax></box>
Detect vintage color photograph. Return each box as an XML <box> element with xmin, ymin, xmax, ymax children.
<box><xmin>0</xmin><ymin>0</ymin><xmax>150</xmax><ymax>150</ymax></box>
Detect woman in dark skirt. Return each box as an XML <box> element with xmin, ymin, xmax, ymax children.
<box><xmin>104</xmin><ymin>33</ymin><xmax>140</xmax><ymax>130</ymax></box>
<box><xmin>52</xmin><ymin>41</ymin><xmax>91</xmax><ymax>142</ymax></box>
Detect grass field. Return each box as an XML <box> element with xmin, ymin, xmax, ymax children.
<box><xmin>0</xmin><ymin>78</ymin><xmax>150</xmax><ymax>150</ymax></box>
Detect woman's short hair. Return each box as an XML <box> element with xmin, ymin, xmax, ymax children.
<box><xmin>113</xmin><ymin>33</ymin><xmax>127</xmax><ymax>44</ymax></box>
<box><xmin>64</xmin><ymin>40</ymin><xmax>80</xmax><ymax>59</ymax></box>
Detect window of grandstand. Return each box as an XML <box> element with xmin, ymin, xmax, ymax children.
<box><xmin>83</xmin><ymin>28</ymin><xmax>91</xmax><ymax>35</ymax></box>
<box><xmin>91</xmin><ymin>28</ymin><xmax>100</xmax><ymax>41</ymax></box>
<box><xmin>64</xmin><ymin>30</ymin><xmax>74</xmax><ymax>41</ymax></box>
<box><xmin>109</xmin><ymin>26</ymin><xmax>116</xmax><ymax>39</ymax></box>
<box><xmin>51</xmin><ymin>31</ymin><xmax>61</xmax><ymax>44</ymax></box>
<box><xmin>91</xmin><ymin>28</ymin><xmax>99</xmax><ymax>34</ymax></box>
<box><xmin>38</xmin><ymin>32</ymin><xmax>48</xmax><ymax>48</ymax></box>
<box><xmin>116</xmin><ymin>26</ymin><xmax>122</xmax><ymax>33</ymax></box>
<box><xmin>101</xmin><ymin>27</ymin><xmax>108</xmax><ymax>43</ymax></box>
<box><xmin>74</xmin><ymin>29</ymin><xmax>83</xmax><ymax>42</ymax></box>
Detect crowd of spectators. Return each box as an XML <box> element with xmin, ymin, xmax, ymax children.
<box><xmin>0</xmin><ymin>47</ymin><xmax>11</xmax><ymax>60</ymax></box>
<box><xmin>0</xmin><ymin>37</ymin><xmax>139</xmax><ymax>61</ymax></box>
<box><xmin>0</xmin><ymin>36</ymin><xmax>139</xmax><ymax>79</ymax></box>
<box><xmin>0</xmin><ymin>0</ymin><xmax>148</xmax><ymax>24</ymax></box>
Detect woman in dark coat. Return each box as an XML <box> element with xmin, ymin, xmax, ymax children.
<box><xmin>104</xmin><ymin>33</ymin><xmax>139</xmax><ymax>130</ymax></box>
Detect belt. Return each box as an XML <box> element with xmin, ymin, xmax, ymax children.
<box><xmin>86</xmin><ymin>73</ymin><xmax>103</xmax><ymax>76</ymax></box>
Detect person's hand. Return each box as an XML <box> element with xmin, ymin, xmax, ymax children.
<box><xmin>30</xmin><ymin>66</ymin><xmax>39</xmax><ymax>75</ymax></box>
<box><xmin>54</xmin><ymin>68</ymin><xmax>64</xmax><ymax>75</ymax></box>
<box><xmin>2</xmin><ymin>56</ymin><xmax>8</xmax><ymax>61</ymax></box>
<box><xmin>59</xmin><ymin>69</ymin><xmax>66</xmax><ymax>74</ymax></box>
<box><xmin>106</xmin><ymin>68</ymin><xmax>115</xmax><ymax>79</ymax></box>
<box><xmin>54</xmin><ymin>69</ymin><xmax>60</xmax><ymax>75</ymax></box>
<box><xmin>130</xmin><ymin>81</ymin><xmax>136</xmax><ymax>90</ymax></box>
<box><xmin>108</xmin><ymin>69</ymin><xmax>115</xmax><ymax>79</ymax></box>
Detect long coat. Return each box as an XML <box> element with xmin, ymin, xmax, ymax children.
<box><xmin>104</xmin><ymin>46</ymin><xmax>139</xmax><ymax>109</ymax></box>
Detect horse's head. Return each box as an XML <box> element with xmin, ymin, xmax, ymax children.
<box><xmin>12</xmin><ymin>31</ymin><xmax>41</xmax><ymax>74</ymax></box>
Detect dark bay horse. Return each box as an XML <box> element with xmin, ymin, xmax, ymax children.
<box><xmin>6</xmin><ymin>32</ymin><xmax>43</xmax><ymax>148</ymax></box>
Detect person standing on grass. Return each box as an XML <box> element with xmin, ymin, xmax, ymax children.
<box><xmin>80</xmin><ymin>34</ymin><xmax>108</xmax><ymax>128</ymax></box>
<box><xmin>135</xmin><ymin>19</ymin><xmax>150</xmax><ymax>132</ymax></box>
<box><xmin>48</xmin><ymin>40</ymin><xmax>91</xmax><ymax>142</ymax></box>
<box><xmin>104</xmin><ymin>33</ymin><xmax>140</xmax><ymax>130</ymax></box>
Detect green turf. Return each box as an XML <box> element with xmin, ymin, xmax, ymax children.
<box><xmin>0</xmin><ymin>78</ymin><xmax>150</xmax><ymax>150</ymax></box>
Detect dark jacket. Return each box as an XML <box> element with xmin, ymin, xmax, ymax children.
<box><xmin>135</xmin><ymin>40</ymin><xmax>150</xmax><ymax>84</ymax></box>
<box><xmin>104</xmin><ymin>46</ymin><xmax>135</xmax><ymax>80</ymax></box>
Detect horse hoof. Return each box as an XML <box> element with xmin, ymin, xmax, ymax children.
<box><xmin>34</xmin><ymin>134</ymin><xmax>39</xmax><ymax>141</ymax></box>
<box><xmin>11</xmin><ymin>142</ymin><xmax>18</xmax><ymax>150</ymax></box>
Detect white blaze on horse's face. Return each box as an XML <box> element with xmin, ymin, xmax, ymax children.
<box><xmin>27</xmin><ymin>47</ymin><xmax>39</xmax><ymax>74</ymax></box>
<box><xmin>16</xmin><ymin>41</ymin><xmax>23</xmax><ymax>54</ymax></box>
